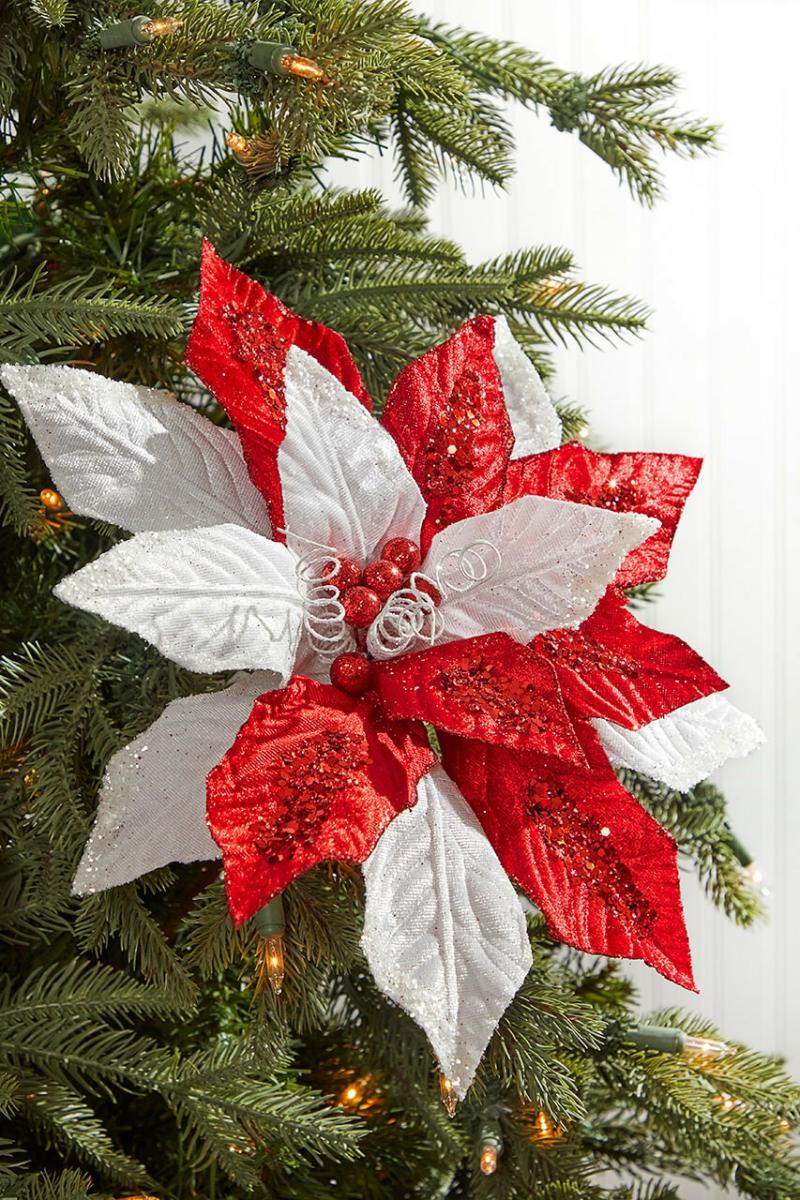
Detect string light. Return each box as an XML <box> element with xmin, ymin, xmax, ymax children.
<box><xmin>247</xmin><ymin>41</ymin><xmax>328</xmax><ymax>83</ymax></box>
<box><xmin>530</xmin><ymin>1109</ymin><xmax>561</xmax><ymax>1142</ymax></box>
<box><xmin>39</xmin><ymin>487</ymin><xmax>63</xmax><ymax>511</ymax></box>
<box><xmin>252</xmin><ymin>893</ymin><xmax>286</xmax><ymax>996</ymax></box>
<box><xmin>139</xmin><ymin>16</ymin><xmax>183</xmax><ymax>37</ymax></box>
<box><xmin>479</xmin><ymin>1144</ymin><xmax>498</xmax><ymax>1175</ymax></box>
<box><xmin>23</xmin><ymin>768</ymin><xmax>37</xmax><ymax>787</ymax></box>
<box><xmin>478</xmin><ymin>1123</ymin><xmax>503</xmax><ymax>1175</ymax></box>
<box><xmin>681</xmin><ymin>1034</ymin><xmax>733</xmax><ymax>1065</ymax></box>
<box><xmin>98</xmin><ymin>14</ymin><xmax>183</xmax><ymax>49</ymax></box>
<box><xmin>439</xmin><ymin>1073</ymin><xmax>457</xmax><ymax>1118</ymax></box>
<box><xmin>226</xmin><ymin>131</ymin><xmax>252</xmax><ymax>158</ymax></box>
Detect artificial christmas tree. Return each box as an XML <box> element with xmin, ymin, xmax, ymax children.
<box><xmin>1</xmin><ymin>3</ymin><xmax>798</xmax><ymax>1199</ymax></box>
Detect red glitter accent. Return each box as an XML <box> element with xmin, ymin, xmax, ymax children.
<box><xmin>523</xmin><ymin>780</ymin><xmax>657</xmax><ymax>933</ymax></box>
<box><xmin>502</xmin><ymin>441</ymin><xmax>703</xmax><ymax>587</ymax></box>
<box><xmin>363</xmin><ymin>559</ymin><xmax>404</xmax><ymax>600</ymax></box>
<box><xmin>249</xmin><ymin>729</ymin><xmax>368</xmax><ymax>864</ymax></box>
<box><xmin>380</xmin><ymin>536</ymin><xmax>421</xmax><ymax>574</ymax></box>
<box><xmin>322</xmin><ymin>557</ymin><xmax>362</xmax><ymax>591</ymax></box>
<box><xmin>207</xmin><ymin>676</ymin><xmax>435</xmax><ymax>924</ymax></box>
<box><xmin>531</xmin><ymin>589</ymin><xmax>727</xmax><ymax>729</ymax></box>
<box><xmin>382</xmin><ymin>315</ymin><xmax>513</xmax><ymax>552</ymax></box>
<box><xmin>330</xmin><ymin>652</ymin><xmax>372</xmax><ymax>695</ymax></box>
<box><xmin>185</xmin><ymin>240</ymin><xmax>372</xmax><ymax>539</ymax></box>
<box><xmin>440</xmin><ymin>724</ymin><xmax>695</xmax><ymax>990</ymax></box>
<box><xmin>373</xmin><ymin>633</ymin><xmax>584</xmax><ymax>759</ymax></box>
<box><xmin>342</xmin><ymin>585</ymin><xmax>382</xmax><ymax>628</ymax></box>
<box><xmin>534</xmin><ymin>626</ymin><xmax>641</xmax><ymax>678</ymax></box>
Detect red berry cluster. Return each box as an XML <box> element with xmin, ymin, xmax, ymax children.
<box><xmin>328</xmin><ymin>537</ymin><xmax>439</xmax><ymax>696</ymax></box>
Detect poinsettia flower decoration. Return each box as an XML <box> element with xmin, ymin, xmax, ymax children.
<box><xmin>1</xmin><ymin>241</ymin><xmax>763</xmax><ymax>1100</ymax></box>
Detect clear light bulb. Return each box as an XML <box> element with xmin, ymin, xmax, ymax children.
<box><xmin>479</xmin><ymin>1144</ymin><xmax>498</xmax><ymax>1175</ymax></box>
<box><xmin>140</xmin><ymin>16</ymin><xmax>183</xmax><ymax>37</ymax></box>
<box><xmin>226</xmin><ymin>131</ymin><xmax>250</xmax><ymax>155</ymax></box>
<box><xmin>255</xmin><ymin>933</ymin><xmax>285</xmax><ymax>995</ymax></box>
<box><xmin>682</xmin><ymin>1035</ymin><xmax>733</xmax><ymax>1063</ymax></box>
<box><xmin>439</xmin><ymin>1074</ymin><xmax>457</xmax><ymax>1118</ymax></box>
<box><xmin>278</xmin><ymin>52</ymin><xmax>327</xmax><ymax>82</ymax></box>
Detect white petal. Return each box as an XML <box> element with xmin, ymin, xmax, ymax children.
<box><xmin>54</xmin><ymin>523</ymin><xmax>303</xmax><ymax>676</ymax></box>
<box><xmin>0</xmin><ymin>363</ymin><xmax>269</xmax><ymax>534</ymax></box>
<box><xmin>73</xmin><ymin>673</ymin><xmax>275</xmax><ymax>894</ymax></box>
<box><xmin>279</xmin><ymin>346</ymin><xmax>425</xmax><ymax>562</ymax></box>
<box><xmin>423</xmin><ymin>495</ymin><xmax>658</xmax><ymax>645</ymax></box>
<box><xmin>492</xmin><ymin>316</ymin><xmax>562</xmax><ymax>457</ymax></box>
<box><xmin>361</xmin><ymin>764</ymin><xmax>532</xmax><ymax>1099</ymax></box>
<box><xmin>593</xmin><ymin>692</ymin><xmax>766</xmax><ymax>792</ymax></box>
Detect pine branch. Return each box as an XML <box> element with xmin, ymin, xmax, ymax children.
<box><xmin>0</xmin><ymin>268</ymin><xmax>185</xmax><ymax>362</ymax></box>
<box><xmin>623</xmin><ymin>772</ymin><xmax>766</xmax><ymax>926</ymax></box>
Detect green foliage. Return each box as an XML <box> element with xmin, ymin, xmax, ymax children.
<box><xmin>623</xmin><ymin>772</ymin><xmax>767</xmax><ymax>926</ymax></box>
<box><xmin>0</xmin><ymin>3</ymin><xmax>790</xmax><ymax>1200</ymax></box>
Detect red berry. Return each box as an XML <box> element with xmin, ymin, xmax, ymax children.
<box><xmin>322</xmin><ymin>556</ymin><xmax>362</xmax><ymax>591</ymax></box>
<box><xmin>330</xmin><ymin>652</ymin><xmax>372</xmax><ymax>695</ymax></box>
<box><xmin>363</xmin><ymin>558</ymin><xmax>404</xmax><ymax>600</ymax></box>
<box><xmin>381</xmin><ymin>536</ymin><xmax>421</xmax><ymax>574</ymax></box>
<box><xmin>413</xmin><ymin>576</ymin><xmax>442</xmax><ymax>606</ymax></box>
<box><xmin>341</xmin><ymin>585</ymin><xmax>382</xmax><ymax>628</ymax></box>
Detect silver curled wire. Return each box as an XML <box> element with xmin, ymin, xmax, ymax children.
<box><xmin>434</xmin><ymin>539</ymin><xmax>502</xmax><ymax>596</ymax></box>
<box><xmin>366</xmin><ymin>576</ymin><xmax>444</xmax><ymax>661</ymax></box>
<box><xmin>281</xmin><ymin>528</ymin><xmax>355</xmax><ymax>663</ymax></box>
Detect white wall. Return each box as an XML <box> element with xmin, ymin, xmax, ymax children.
<box><xmin>333</xmin><ymin>0</ymin><xmax>800</xmax><ymax>1166</ymax></box>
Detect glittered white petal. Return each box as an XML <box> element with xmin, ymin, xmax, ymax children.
<box><xmin>492</xmin><ymin>316</ymin><xmax>561</xmax><ymax>457</ymax></box>
<box><xmin>279</xmin><ymin>346</ymin><xmax>426</xmax><ymax>562</ymax></box>
<box><xmin>593</xmin><ymin>692</ymin><xmax>766</xmax><ymax>792</ymax></box>
<box><xmin>423</xmin><ymin>495</ymin><xmax>658</xmax><ymax>646</ymax></box>
<box><xmin>73</xmin><ymin>673</ymin><xmax>275</xmax><ymax>894</ymax></box>
<box><xmin>361</xmin><ymin>764</ymin><xmax>532</xmax><ymax>1099</ymax></box>
<box><xmin>0</xmin><ymin>364</ymin><xmax>269</xmax><ymax>534</ymax></box>
<box><xmin>54</xmin><ymin>523</ymin><xmax>303</xmax><ymax>676</ymax></box>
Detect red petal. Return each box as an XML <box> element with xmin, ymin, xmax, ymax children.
<box><xmin>503</xmin><ymin>442</ymin><xmax>702</xmax><ymax>586</ymax></box>
<box><xmin>382</xmin><ymin>315</ymin><xmax>513</xmax><ymax>553</ymax></box>
<box><xmin>373</xmin><ymin>633</ymin><xmax>585</xmax><ymax>761</ymax></box>
<box><xmin>531</xmin><ymin>589</ymin><xmax>726</xmax><ymax>729</ymax></box>
<box><xmin>185</xmin><ymin>241</ymin><xmax>371</xmax><ymax>537</ymax></box>
<box><xmin>441</xmin><ymin>726</ymin><xmax>695</xmax><ymax>989</ymax></box>
<box><xmin>206</xmin><ymin>676</ymin><xmax>434</xmax><ymax>924</ymax></box>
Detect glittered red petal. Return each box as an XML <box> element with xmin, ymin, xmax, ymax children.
<box><xmin>206</xmin><ymin>676</ymin><xmax>434</xmax><ymax>925</ymax></box>
<box><xmin>185</xmin><ymin>240</ymin><xmax>371</xmax><ymax>537</ymax></box>
<box><xmin>502</xmin><ymin>442</ymin><xmax>702</xmax><ymax>586</ymax></box>
<box><xmin>382</xmin><ymin>315</ymin><xmax>513</xmax><ymax>554</ymax></box>
<box><xmin>441</xmin><ymin>725</ymin><xmax>695</xmax><ymax>990</ymax></box>
<box><xmin>531</xmin><ymin>588</ymin><xmax>727</xmax><ymax>729</ymax></box>
<box><xmin>373</xmin><ymin>633</ymin><xmax>585</xmax><ymax>761</ymax></box>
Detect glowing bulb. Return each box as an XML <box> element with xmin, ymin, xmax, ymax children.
<box><xmin>576</xmin><ymin>422</ymin><xmax>589</xmax><ymax>440</ymax></box>
<box><xmin>226</xmin><ymin>131</ymin><xmax>250</xmax><ymax>155</ymax></box>
<box><xmin>278</xmin><ymin>52</ymin><xmax>327</xmax><ymax>82</ymax></box>
<box><xmin>682</xmin><ymin>1035</ymin><xmax>733</xmax><ymax>1064</ymax></box>
<box><xmin>23</xmin><ymin>769</ymin><xmax>37</xmax><ymax>787</ymax></box>
<box><xmin>479</xmin><ymin>1144</ymin><xmax>498</xmax><ymax>1175</ymax></box>
<box><xmin>439</xmin><ymin>1074</ymin><xmax>457</xmax><ymax>1118</ymax></box>
<box><xmin>39</xmin><ymin>487</ymin><xmax>63</xmax><ymax>511</ymax></box>
<box><xmin>531</xmin><ymin>1110</ymin><xmax>561</xmax><ymax>1142</ymax></box>
<box><xmin>743</xmin><ymin>861</ymin><xmax>770</xmax><ymax>897</ymax></box>
<box><xmin>140</xmin><ymin>16</ymin><xmax>183</xmax><ymax>37</ymax></box>
<box><xmin>339</xmin><ymin>1080</ymin><xmax>366</xmax><ymax>1108</ymax></box>
<box><xmin>255</xmin><ymin>934</ymin><xmax>285</xmax><ymax>995</ymax></box>
<box><xmin>716</xmin><ymin>1092</ymin><xmax>738</xmax><ymax>1114</ymax></box>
